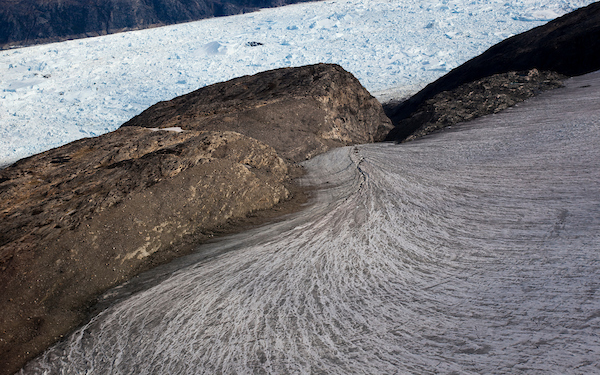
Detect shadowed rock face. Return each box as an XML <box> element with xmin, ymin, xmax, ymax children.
<box><xmin>123</xmin><ymin>64</ymin><xmax>393</xmax><ymax>162</ymax></box>
<box><xmin>0</xmin><ymin>63</ymin><xmax>390</xmax><ymax>375</ymax></box>
<box><xmin>0</xmin><ymin>0</ymin><xmax>315</xmax><ymax>48</ymax></box>
<box><xmin>398</xmin><ymin>69</ymin><xmax>566</xmax><ymax>142</ymax></box>
<box><xmin>384</xmin><ymin>1</ymin><xmax>600</xmax><ymax>141</ymax></box>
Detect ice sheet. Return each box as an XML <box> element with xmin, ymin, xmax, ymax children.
<box><xmin>0</xmin><ymin>0</ymin><xmax>596</xmax><ymax>166</ymax></box>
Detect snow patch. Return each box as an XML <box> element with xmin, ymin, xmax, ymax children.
<box><xmin>148</xmin><ymin>127</ymin><xmax>184</xmax><ymax>133</ymax></box>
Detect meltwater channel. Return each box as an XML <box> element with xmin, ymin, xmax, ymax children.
<box><xmin>22</xmin><ymin>72</ymin><xmax>600</xmax><ymax>374</ymax></box>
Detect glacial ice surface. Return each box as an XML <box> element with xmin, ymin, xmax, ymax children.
<box><xmin>21</xmin><ymin>70</ymin><xmax>600</xmax><ymax>374</ymax></box>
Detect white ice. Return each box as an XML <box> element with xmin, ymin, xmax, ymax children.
<box><xmin>0</xmin><ymin>0</ymin><xmax>596</xmax><ymax>166</ymax></box>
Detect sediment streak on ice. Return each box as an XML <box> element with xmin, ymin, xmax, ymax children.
<box><xmin>22</xmin><ymin>72</ymin><xmax>600</xmax><ymax>374</ymax></box>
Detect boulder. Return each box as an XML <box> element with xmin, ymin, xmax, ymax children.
<box><xmin>122</xmin><ymin>64</ymin><xmax>393</xmax><ymax>162</ymax></box>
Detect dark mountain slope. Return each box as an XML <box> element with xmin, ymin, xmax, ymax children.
<box><xmin>0</xmin><ymin>0</ymin><xmax>315</xmax><ymax>48</ymax></box>
<box><xmin>385</xmin><ymin>1</ymin><xmax>600</xmax><ymax>141</ymax></box>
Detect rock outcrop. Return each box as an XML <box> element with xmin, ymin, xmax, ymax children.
<box><xmin>0</xmin><ymin>0</ymin><xmax>314</xmax><ymax>48</ymax></box>
<box><xmin>384</xmin><ymin>1</ymin><xmax>600</xmax><ymax>141</ymax></box>
<box><xmin>0</xmin><ymin>128</ymin><xmax>293</xmax><ymax>374</ymax></box>
<box><xmin>400</xmin><ymin>69</ymin><xmax>566</xmax><ymax>141</ymax></box>
<box><xmin>123</xmin><ymin>64</ymin><xmax>393</xmax><ymax>162</ymax></box>
<box><xmin>0</xmin><ymin>63</ymin><xmax>391</xmax><ymax>375</ymax></box>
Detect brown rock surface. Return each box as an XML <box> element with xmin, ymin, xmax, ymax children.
<box><xmin>122</xmin><ymin>64</ymin><xmax>393</xmax><ymax>162</ymax></box>
<box><xmin>0</xmin><ymin>127</ymin><xmax>294</xmax><ymax>374</ymax></box>
<box><xmin>0</xmin><ymin>63</ymin><xmax>390</xmax><ymax>374</ymax></box>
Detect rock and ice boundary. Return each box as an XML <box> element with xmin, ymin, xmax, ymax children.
<box><xmin>0</xmin><ymin>0</ymin><xmax>315</xmax><ymax>48</ymax></box>
<box><xmin>22</xmin><ymin>69</ymin><xmax>600</xmax><ymax>374</ymax></box>
<box><xmin>385</xmin><ymin>1</ymin><xmax>600</xmax><ymax>140</ymax></box>
<box><xmin>1</xmin><ymin>2</ymin><xmax>599</xmax><ymax>373</ymax></box>
<box><xmin>1</xmin><ymin>0</ymin><xmax>597</xmax><ymax>167</ymax></box>
<box><xmin>0</xmin><ymin>64</ymin><xmax>390</xmax><ymax>375</ymax></box>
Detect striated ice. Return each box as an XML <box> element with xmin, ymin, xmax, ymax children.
<box><xmin>21</xmin><ymin>69</ymin><xmax>600</xmax><ymax>375</ymax></box>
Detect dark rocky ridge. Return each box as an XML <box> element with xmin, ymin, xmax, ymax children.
<box><xmin>0</xmin><ymin>0</ymin><xmax>315</xmax><ymax>48</ymax></box>
<box><xmin>385</xmin><ymin>1</ymin><xmax>600</xmax><ymax>141</ymax></box>
<box><xmin>0</xmin><ymin>63</ymin><xmax>391</xmax><ymax>375</ymax></box>
<box><xmin>400</xmin><ymin>69</ymin><xmax>566</xmax><ymax>142</ymax></box>
<box><xmin>123</xmin><ymin>64</ymin><xmax>393</xmax><ymax>162</ymax></box>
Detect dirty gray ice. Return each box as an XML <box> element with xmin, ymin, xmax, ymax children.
<box><xmin>22</xmin><ymin>72</ymin><xmax>600</xmax><ymax>374</ymax></box>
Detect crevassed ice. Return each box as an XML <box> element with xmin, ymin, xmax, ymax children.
<box><xmin>0</xmin><ymin>0</ymin><xmax>597</xmax><ymax>166</ymax></box>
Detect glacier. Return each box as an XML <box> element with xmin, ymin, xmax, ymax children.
<box><xmin>4</xmin><ymin>0</ymin><xmax>600</xmax><ymax>373</ymax></box>
<box><xmin>21</xmin><ymin>66</ymin><xmax>600</xmax><ymax>375</ymax></box>
<box><xmin>0</xmin><ymin>0</ymin><xmax>597</xmax><ymax>166</ymax></box>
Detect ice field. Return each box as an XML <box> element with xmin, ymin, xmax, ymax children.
<box><xmin>22</xmin><ymin>70</ymin><xmax>600</xmax><ymax>374</ymax></box>
<box><xmin>0</xmin><ymin>0</ymin><xmax>597</xmax><ymax>166</ymax></box>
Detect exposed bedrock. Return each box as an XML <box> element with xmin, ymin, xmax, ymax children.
<box><xmin>399</xmin><ymin>69</ymin><xmax>567</xmax><ymax>142</ymax></box>
<box><xmin>0</xmin><ymin>63</ymin><xmax>390</xmax><ymax>374</ymax></box>
<box><xmin>385</xmin><ymin>1</ymin><xmax>600</xmax><ymax>141</ymax></box>
<box><xmin>123</xmin><ymin>64</ymin><xmax>393</xmax><ymax>162</ymax></box>
<box><xmin>0</xmin><ymin>129</ymin><xmax>293</xmax><ymax>374</ymax></box>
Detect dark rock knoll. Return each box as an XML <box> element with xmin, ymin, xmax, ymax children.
<box><xmin>385</xmin><ymin>1</ymin><xmax>600</xmax><ymax>141</ymax></box>
<box><xmin>0</xmin><ymin>63</ymin><xmax>391</xmax><ymax>375</ymax></box>
<box><xmin>0</xmin><ymin>0</ymin><xmax>315</xmax><ymax>48</ymax></box>
<box><xmin>123</xmin><ymin>64</ymin><xmax>393</xmax><ymax>162</ymax></box>
<box><xmin>400</xmin><ymin>69</ymin><xmax>566</xmax><ymax>141</ymax></box>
